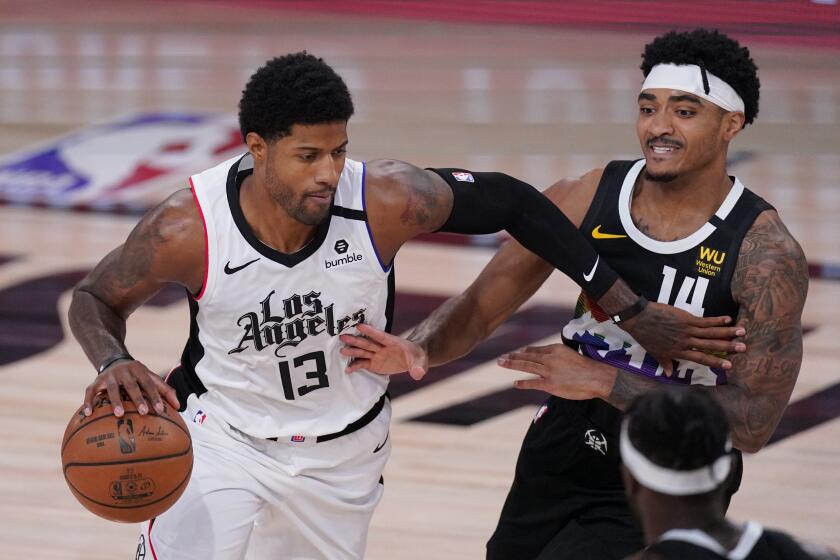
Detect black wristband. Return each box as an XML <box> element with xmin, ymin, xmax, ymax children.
<box><xmin>611</xmin><ymin>296</ymin><xmax>648</xmax><ymax>324</ymax></box>
<box><xmin>97</xmin><ymin>353</ymin><xmax>134</xmax><ymax>374</ymax></box>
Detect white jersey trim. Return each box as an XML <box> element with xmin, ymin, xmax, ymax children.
<box><xmin>658</xmin><ymin>521</ymin><xmax>764</xmax><ymax>560</ymax></box>
<box><xmin>618</xmin><ymin>159</ymin><xmax>745</xmax><ymax>255</ymax></box>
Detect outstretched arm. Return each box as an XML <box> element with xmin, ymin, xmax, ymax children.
<box><xmin>364</xmin><ymin>160</ymin><xmax>622</xmax><ymax>301</ymax></box>
<box><xmin>343</xmin><ymin>169</ymin><xmax>744</xmax><ymax>376</ymax></box>
<box><xmin>501</xmin><ymin>210</ymin><xmax>807</xmax><ymax>453</ymax></box>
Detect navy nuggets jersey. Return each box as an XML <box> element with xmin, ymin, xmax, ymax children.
<box><xmin>649</xmin><ymin>522</ymin><xmax>827</xmax><ymax>559</ymax></box>
<box><xmin>168</xmin><ymin>154</ymin><xmax>394</xmax><ymax>438</ymax></box>
<box><xmin>562</xmin><ymin>159</ymin><xmax>773</xmax><ymax>386</ymax></box>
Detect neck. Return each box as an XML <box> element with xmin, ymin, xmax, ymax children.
<box><xmin>646</xmin><ymin>157</ymin><xmax>731</xmax><ymax>202</ymax></box>
<box><xmin>640</xmin><ymin>494</ymin><xmax>735</xmax><ymax>546</ymax></box>
<box><xmin>240</xmin><ymin>174</ymin><xmax>318</xmax><ymax>254</ymax></box>
<box><xmin>631</xmin><ymin>155</ymin><xmax>733</xmax><ymax>241</ymax></box>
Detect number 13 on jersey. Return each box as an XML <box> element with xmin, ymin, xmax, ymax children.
<box><xmin>278</xmin><ymin>351</ymin><xmax>329</xmax><ymax>400</ymax></box>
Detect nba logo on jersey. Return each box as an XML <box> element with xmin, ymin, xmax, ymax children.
<box><xmin>290</xmin><ymin>435</ymin><xmax>306</xmax><ymax>443</ymax></box>
<box><xmin>452</xmin><ymin>171</ymin><xmax>474</xmax><ymax>182</ymax></box>
<box><xmin>193</xmin><ymin>410</ymin><xmax>207</xmax><ymax>425</ymax></box>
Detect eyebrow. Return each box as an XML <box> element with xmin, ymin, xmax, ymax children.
<box><xmin>637</xmin><ymin>92</ymin><xmax>703</xmax><ymax>105</ymax></box>
<box><xmin>297</xmin><ymin>140</ymin><xmax>349</xmax><ymax>152</ymax></box>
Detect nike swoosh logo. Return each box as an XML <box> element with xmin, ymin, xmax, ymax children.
<box><xmin>373</xmin><ymin>432</ymin><xmax>389</xmax><ymax>454</ymax></box>
<box><xmin>224</xmin><ymin>258</ymin><xmax>260</xmax><ymax>275</ymax></box>
<box><xmin>583</xmin><ymin>256</ymin><xmax>599</xmax><ymax>282</ymax></box>
<box><xmin>592</xmin><ymin>225</ymin><xmax>627</xmax><ymax>240</ymax></box>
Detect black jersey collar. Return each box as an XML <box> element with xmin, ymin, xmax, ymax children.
<box><xmin>225</xmin><ymin>154</ymin><xmax>331</xmax><ymax>268</ymax></box>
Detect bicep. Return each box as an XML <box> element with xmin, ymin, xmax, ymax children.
<box><xmin>364</xmin><ymin>159</ymin><xmax>454</xmax><ymax>261</ymax></box>
<box><xmin>77</xmin><ymin>189</ymin><xmax>205</xmax><ymax>316</ymax></box>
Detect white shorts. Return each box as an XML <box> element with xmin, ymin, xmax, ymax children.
<box><xmin>135</xmin><ymin>394</ymin><xmax>391</xmax><ymax>560</ymax></box>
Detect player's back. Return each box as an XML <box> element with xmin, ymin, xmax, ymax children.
<box><xmin>643</xmin><ymin>522</ymin><xmax>835</xmax><ymax>560</ymax></box>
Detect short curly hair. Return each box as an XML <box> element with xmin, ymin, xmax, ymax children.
<box><xmin>641</xmin><ymin>29</ymin><xmax>760</xmax><ymax>126</ymax></box>
<box><xmin>238</xmin><ymin>52</ymin><xmax>354</xmax><ymax>142</ymax></box>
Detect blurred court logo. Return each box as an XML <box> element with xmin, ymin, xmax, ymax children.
<box><xmin>0</xmin><ymin>112</ymin><xmax>243</xmax><ymax>211</ymax></box>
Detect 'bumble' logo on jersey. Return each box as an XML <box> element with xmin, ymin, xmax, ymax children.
<box><xmin>326</xmin><ymin>253</ymin><xmax>364</xmax><ymax>269</ymax></box>
<box><xmin>228</xmin><ymin>290</ymin><xmax>365</xmax><ymax>356</ymax></box>
<box><xmin>327</xmin><ymin>239</ymin><xmax>364</xmax><ymax>269</ymax></box>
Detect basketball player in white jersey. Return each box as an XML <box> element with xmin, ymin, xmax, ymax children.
<box><xmin>620</xmin><ymin>390</ymin><xmax>837</xmax><ymax>560</ymax></box>
<box><xmin>68</xmin><ymin>52</ymin><xmax>743</xmax><ymax>559</ymax></box>
<box><xmin>342</xmin><ymin>30</ymin><xmax>808</xmax><ymax>559</ymax></box>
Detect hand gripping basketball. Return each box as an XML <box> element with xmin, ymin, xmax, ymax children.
<box><xmin>83</xmin><ymin>358</ymin><xmax>180</xmax><ymax>418</ymax></box>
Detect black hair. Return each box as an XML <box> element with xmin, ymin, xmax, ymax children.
<box><xmin>625</xmin><ymin>389</ymin><xmax>730</xmax><ymax>471</ymax></box>
<box><xmin>640</xmin><ymin>29</ymin><xmax>760</xmax><ymax>126</ymax></box>
<box><xmin>238</xmin><ymin>51</ymin><xmax>354</xmax><ymax>142</ymax></box>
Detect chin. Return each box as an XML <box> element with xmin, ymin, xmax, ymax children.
<box><xmin>644</xmin><ymin>168</ymin><xmax>679</xmax><ymax>183</ymax></box>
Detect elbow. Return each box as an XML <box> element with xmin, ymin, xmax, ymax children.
<box><xmin>736</xmin><ymin>422</ymin><xmax>775</xmax><ymax>454</ymax></box>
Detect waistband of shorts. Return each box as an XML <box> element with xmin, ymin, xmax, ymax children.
<box><xmin>267</xmin><ymin>391</ymin><xmax>389</xmax><ymax>444</ymax></box>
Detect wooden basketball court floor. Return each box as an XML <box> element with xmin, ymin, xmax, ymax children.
<box><xmin>1</xmin><ymin>2</ymin><xmax>839</xmax><ymax>558</ymax></box>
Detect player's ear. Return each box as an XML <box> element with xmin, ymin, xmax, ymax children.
<box><xmin>245</xmin><ymin>132</ymin><xmax>268</xmax><ymax>161</ymax></box>
<box><xmin>721</xmin><ymin>111</ymin><xmax>745</xmax><ymax>142</ymax></box>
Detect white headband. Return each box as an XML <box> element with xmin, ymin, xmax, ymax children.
<box><xmin>620</xmin><ymin>419</ymin><xmax>733</xmax><ymax>496</ymax></box>
<box><xmin>641</xmin><ymin>63</ymin><xmax>745</xmax><ymax>113</ymax></box>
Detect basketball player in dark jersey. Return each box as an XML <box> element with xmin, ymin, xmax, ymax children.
<box><xmin>620</xmin><ymin>390</ymin><xmax>837</xmax><ymax>560</ymax></box>
<box><xmin>67</xmin><ymin>52</ymin><xmax>736</xmax><ymax>558</ymax></box>
<box><xmin>341</xmin><ymin>30</ymin><xmax>808</xmax><ymax>559</ymax></box>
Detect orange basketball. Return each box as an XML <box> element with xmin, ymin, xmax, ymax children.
<box><xmin>61</xmin><ymin>396</ymin><xmax>193</xmax><ymax>523</ymax></box>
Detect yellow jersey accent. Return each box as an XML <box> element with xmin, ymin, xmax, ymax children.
<box><xmin>592</xmin><ymin>225</ymin><xmax>627</xmax><ymax>240</ymax></box>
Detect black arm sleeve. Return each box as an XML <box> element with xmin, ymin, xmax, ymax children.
<box><xmin>429</xmin><ymin>168</ymin><xmax>619</xmax><ymax>300</ymax></box>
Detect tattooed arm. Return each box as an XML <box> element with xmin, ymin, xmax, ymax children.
<box><xmin>602</xmin><ymin>210</ymin><xmax>808</xmax><ymax>453</ymax></box>
<box><xmin>68</xmin><ymin>188</ymin><xmax>204</xmax><ymax>416</ymax></box>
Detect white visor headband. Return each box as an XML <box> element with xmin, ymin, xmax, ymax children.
<box><xmin>620</xmin><ymin>419</ymin><xmax>733</xmax><ymax>496</ymax></box>
<box><xmin>641</xmin><ymin>63</ymin><xmax>745</xmax><ymax>113</ymax></box>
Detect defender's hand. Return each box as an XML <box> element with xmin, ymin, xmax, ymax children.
<box><xmin>339</xmin><ymin>323</ymin><xmax>429</xmax><ymax>380</ymax></box>
<box><xmin>620</xmin><ymin>302</ymin><xmax>746</xmax><ymax>375</ymax></box>
<box><xmin>83</xmin><ymin>360</ymin><xmax>180</xmax><ymax>417</ymax></box>
<box><xmin>497</xmin><ymin>343</ymin><xmax>603</xmax><ymax>400</ymax></box>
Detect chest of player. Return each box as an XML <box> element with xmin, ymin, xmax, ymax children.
<box><xmin>579</xmin><ymin>159</ymin><xmax>773</xmax><ymax>319</ymax></box>
<box><xmin>590</xmin><ymin>232</ymin><xmax>737</xmax><ymax>318</ymax></box>
<box><xmin>199</xmin><ymin>228</ymin><xmax>389</xmax><ymax>360</ymax></box>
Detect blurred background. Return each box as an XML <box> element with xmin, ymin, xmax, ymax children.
<box><xmin>0</xmin><ymin>1</ymin><xmax>838</xmax><ymax>558</ymax></box>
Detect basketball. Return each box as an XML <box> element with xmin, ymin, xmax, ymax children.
<box><xmin>60</xmin><ymin>396</ymin><xmax>193</xmax><ymax>523</ymax></box>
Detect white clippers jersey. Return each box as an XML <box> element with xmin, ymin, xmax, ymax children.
<box><xmin>173</xmin><ymin>153</ymin><xmax>393</xmax><ymax>438</ymax></box>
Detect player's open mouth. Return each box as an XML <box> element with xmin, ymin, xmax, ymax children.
<box><xmin>647</xmin><ymin>143</ymin><xmax>681</xmax><ymax>159</ymax></box>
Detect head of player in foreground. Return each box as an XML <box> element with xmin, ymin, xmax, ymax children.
<box><xmin>238</xmin><ymin>51</ymin><xmax>354</xmax><ymax>226</ymax></box>
<box><xmin>621</xmin><ymin>390</ymin><xmax>838</xmax><ymax>560</ymax></box>
<box><xmin>637</xmin><ymin>29</ymin><xmax>759</xmax><ymax>185</ymax></box>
